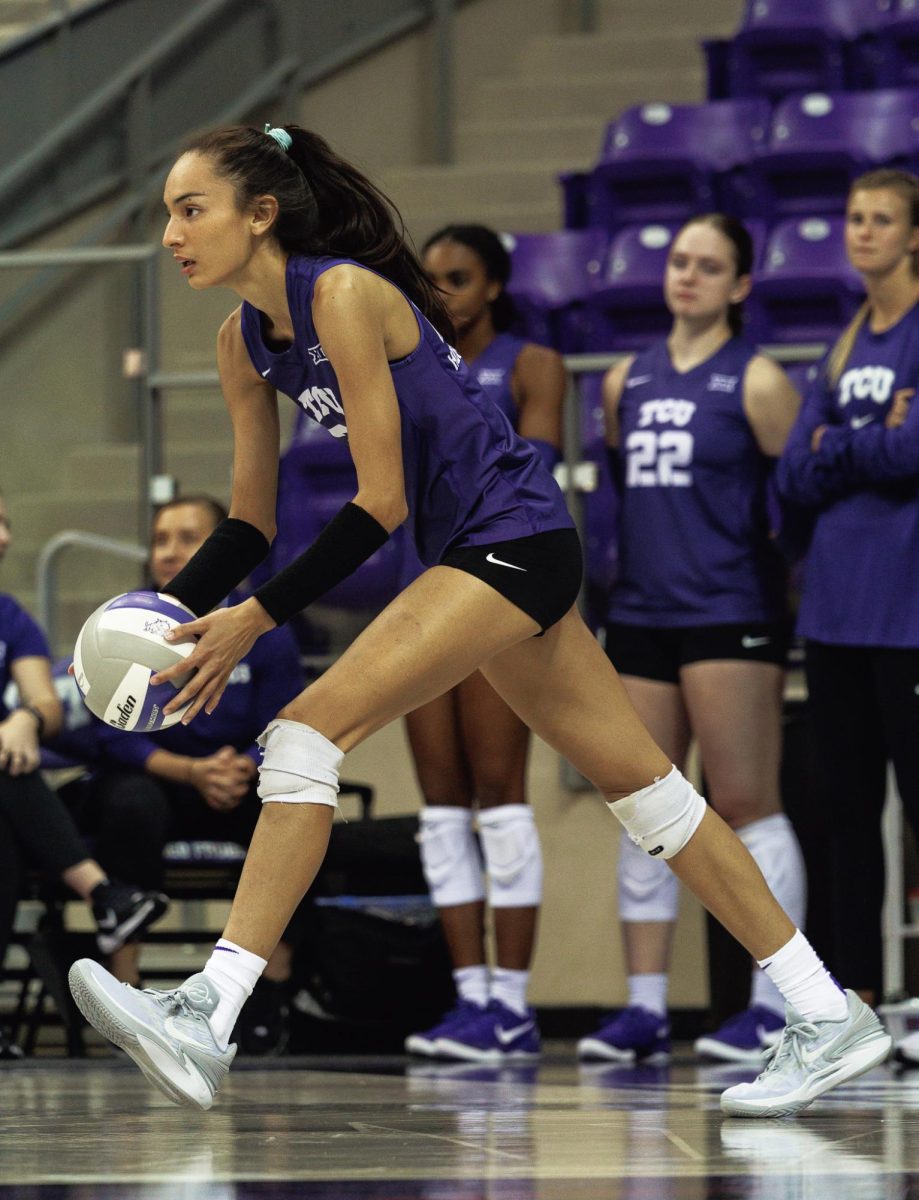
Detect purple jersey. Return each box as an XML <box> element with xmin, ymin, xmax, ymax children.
<box><xmin>777</xmin><ymin>301</ymin><xmax>919</xmax><ymax>646</ymax></box>
<box><xmin>240</xmin><ymin>256</ymin><xmax>571</xmax><ymax>566</ymax></box>
<box><xmin>609</xmin><ymin>337</ymin><xmax>785</xmax><ymax>626</ymax></box>
<box><xmin>470</xmin><ymin>332</ymin><xmax>527</xmax><ymax>425</ymax></box>
<box><xmin>0</xmin><ymin>593</ymin><xmax>49</xmax><ymax>721</ymax></box>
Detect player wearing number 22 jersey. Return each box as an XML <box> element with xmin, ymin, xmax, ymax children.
<box><xmin>609</xmin><ymin>335</ymin><xmax>786</xmax><ymax>628</ymax></box>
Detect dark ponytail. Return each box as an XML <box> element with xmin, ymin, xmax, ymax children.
<box><xmin>422</xmin><ymin>224</ymin><xmax>518</xmax><ymax>332</ymax></box>
<box><xmin>183</xmin><ymin>123</ymin><xmax>453</xmax><ymax>343</ymax></box>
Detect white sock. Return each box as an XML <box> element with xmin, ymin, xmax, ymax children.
<box><xmin>749</xmin><ymin>966</ymin><xmax>785</xmax><ymax>1016</ymax></box>
<box><xmin>627</xmin><ymin>972</ymin><xmax>668</xmax><ymax>1017</ymax></box>
<box><xmin>758</xmin><ymin>929</ymin><xmax>848</xmax><ymax>1023</ymax></box>
<box><xmin>490</xmin><ymin>966</ymin><xmax>530</xmax><ymax>1016</ymax></box>
<box><xmin>201</xmin><ymin>938</ymin><xmax>268</xmax><ymax>1047</ymax></box>
<box><xmin>453</xmin><ymin>965</ymin><xmax>489</xmax><ymax>1008</ymax></box>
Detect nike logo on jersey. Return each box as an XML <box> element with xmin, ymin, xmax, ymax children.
<box><xmin>260</xmin><ymin>368</ymin><xmax>271</xmax><ymax>378</ymax></box>
<box><xmin>741</xmin><ymin>635</ymin><xmax>771</xmax><ymax>649</ymax></box>
<box><xmin>850</xmin><ymin>414</ymin><xmax>875</xmax><ymax>429</ymax></box>
<box><xmin>625</xmin><ymin>374</ymin><xmax>652</xmax><ymax>388</ymax></box>
<box><xmin>485</xmin><ymin>552</ymin><xmax>527</xmax><ymax>572</ymax></box>
<box><xmin>496</xmin><ymin>1020</ymin><xmax>535</xmax><ymax>1045</ymax></box>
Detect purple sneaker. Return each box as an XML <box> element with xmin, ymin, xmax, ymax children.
<box><xmin>405</xmin><ymin>1000</ymin><xmax>485</xmax><ymax>1057</ymax></box>
<box><xmin>577</xmin><ymin>1005</ymin><xmax>671</xmax><ymax>1064</ymax></box>
<box><xmin>694</xmin><ymin>1004</ymin><xmax>785</xmax><ymax>1064</ymax></box>
<box><xmin>436</xmin><ymin>1000</ymin><xmax>541</xmax><ymax>1063</ymax></box>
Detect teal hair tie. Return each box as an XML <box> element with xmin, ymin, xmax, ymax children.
<box><xmin>264</xmin><ymin>124</ymin><xmax>292</xmax><ymax>152</ymax></box>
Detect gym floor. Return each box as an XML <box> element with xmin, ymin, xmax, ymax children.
<box><xmin>2</xmin><ymin>1050</ymin><xmax>917</xmax><ymax>1198</ymax></box>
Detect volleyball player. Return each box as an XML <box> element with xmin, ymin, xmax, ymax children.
<box><xmin>68</xmin><ymin>124</ymin><xmax>890</xmax><ymax>1116</ymax></box>
<box><xmin>579</xmin><ymin>215</ymin><xmax>807</xmax><ymax>1067</ymax></box>
<box><xmin>401</xmin><ymin>224</ymin><xmax>563</xmax><ymax>1063</ymax></box>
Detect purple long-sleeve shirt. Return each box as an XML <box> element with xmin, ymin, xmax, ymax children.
<box><xmin>776</xmin><ymin>301</ymin><xmax>919</xmax><ymax>646</ymax></box>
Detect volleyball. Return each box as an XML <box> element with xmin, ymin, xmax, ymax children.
<box><xmin>73</xmin><ymin>591</ymin><xmax>197</xmax><ymax>732</ymax></box>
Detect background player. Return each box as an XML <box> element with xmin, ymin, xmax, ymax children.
<box><xmin>403</xmin><ymin>224</ymin><xmax>564</xmax><ymax>1063</ymax></box>
<box><xmin>580</xmin><ymin>215</ymin><xmax>806</xmax><ymax>1067</ymax></box>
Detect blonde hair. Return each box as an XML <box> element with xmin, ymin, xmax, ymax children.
<box><xmin>827</xmin><ymin>168</ymin><xmax>919</xmax><ymax>388</ymax></box>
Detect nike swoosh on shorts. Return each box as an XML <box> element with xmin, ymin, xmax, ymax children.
<box><xmin>485</xmin><ymin>552</ymin><xmax>527</xmax><ymax>572</ymax></box>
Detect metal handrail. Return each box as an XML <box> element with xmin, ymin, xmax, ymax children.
<box><xmin>36</xmin><ymin>530</ymin><xmax>147</xmax><ymax>651</ymax></box>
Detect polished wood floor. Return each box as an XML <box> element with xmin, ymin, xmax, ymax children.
<box><xmin>2</xmin><ymin>1049</ymin><xmax>919</xmax><ymax>1198</ymax></box>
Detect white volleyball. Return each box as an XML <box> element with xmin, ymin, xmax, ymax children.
<box><xmin>73</xmin><ymin>591</ymin><xmax>196</xmax><ymax>732</ymax></box>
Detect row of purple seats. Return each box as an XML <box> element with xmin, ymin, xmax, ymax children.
<box><xmin>562</xmin><ymin>89</ymin><xmax>919</xmax><ymax>232</ymax></box>
<box><xmin>705</xmin><ymin>0</ymin><xmax>919</xmax><ymax>100</ymax></box>
<box><xmin>506</xmin><ymin>219</ymin><xmax>864</xmax><ymax>352</ymax></box>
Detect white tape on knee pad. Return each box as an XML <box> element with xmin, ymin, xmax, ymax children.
<box><xmin>478</xmin><ymin>804</ymin><xmax>543</xmax><ymax>908</ymax></box>
<box><xmin>608</xmin><ymin>766</ymin><xmax>706</xmax><ymax>860</ymax></box>
<box><xmin>256</xmin><ymin>718</ymin><xmax>343</xmax><ymax>807</ymax></box>
<box><xmin>618</xmin><ymin>830</ymin><xmax>679</xmax><ymax>922</ymax></box>
<box><xmin>417</xmin><ymin>807</ymin><xmax>484</xmax><ymax>907</ymax></box>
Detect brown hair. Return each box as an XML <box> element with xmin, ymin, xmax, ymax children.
<box><xmin>182</xmin><ymin>123</ymin><xmax>453</xmax><ymax>343</ymax></box>
<box><xmin>152</xmin><ymin>494</ymin><xmax>228</xmax><ymax>533</ymax></box>
<box><xmin>826</xmin><ymin>168</ymin><xmax>919</xmax><ymax>388</ymax></box>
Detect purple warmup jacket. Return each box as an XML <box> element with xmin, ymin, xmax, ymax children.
<box><xmin>777</xmin><ymin>301</ymin><xmax>919</xmax><ymax>646</ymax></box>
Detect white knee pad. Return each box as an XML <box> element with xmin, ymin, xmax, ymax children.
<box><xmin>256</xmin><ymin>719</ymin><xmax>343</xmax><ymax>807</ymax></box>
<box><xmin>618</xmin><ymin>830</ymin><xmax>679</xmax><ymax>922</ymax></box>
<box><xmin>738</xmin><ymin>812</ymin><xmax>807</xmax><ymax>930</ymax></box>
<box><xmin>608</xmin><ymin>766</ymin><xmax>706</xmax><ymax>860</ymax></box>
<box><xmin>417</xmin><ymin>806</ymin><xmax>485</xmax><ymax>907</ymax></box>
<box><xmin>478</xmin><ymin>804</ymin><xmax>543</xmax><ymax>908</ymax></box>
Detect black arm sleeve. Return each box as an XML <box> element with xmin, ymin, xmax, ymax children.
<box><xmin>254</xmin><ymin>502</ymin><xmax>390</xmax><ymax>627</ymax></box>
<box><xmin>164</xmin><ymin>518</ymin><xmax>271</xmax><ymax>616</ymax></box>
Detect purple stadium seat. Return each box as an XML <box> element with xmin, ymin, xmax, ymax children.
<box><xmin>748</xmin><ymin>216</ymin><xmax>865</xmax><ymax>344</ymax></box>
<box><xmin>504</xmin><ymin>228</ymin><xmax>609</xmax><ymax>352</ymax></box>
<box><xmin>267</xmin><ymin>413</ymin><xmax>405</xmax><ymax>616</ymax></box>
<box><xmin>583</xmin><ymin>98</ymin><xmax>771</xmax><ymax>229</ymax></box>
<box><xmin>725</xmin><ymin>0</ymin><xmax>890</xmax><ymax>99</ymax></box>
<box><xmin>584</xmin><ymin>220</ymin><xmax>768</xmax><ymax>352</ymax></box>
<box><xmin>870</xmin><ymin>1</ymin><xmax>919</xmax><ymax>88</ymax></box>
<box><xmin>737</xmin><ymin>88</ymin><xmax>919</xmax><ymax>220</ymax></box>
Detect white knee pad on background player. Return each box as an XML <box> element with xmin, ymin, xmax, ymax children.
<box><xmin>618</xmin><ymin>830</ymin><xmax>679</xmax><ymax>922</ymax></box>
<box><xmin>478</xmin><ymin>803</ymin><xmax>543</xmax><ymax>908</ymax></box>
<box><xmin>737</xmin><ymin>812</ymin><xmax>807</xmax><ymax>928</ymax></box>
<box><xmin>608</xmin><ymin>766</ymin><xmax>706</xmax><ymax>859</ymax></box>
<box><xmin>417</xmin><ymin>807</ymin><xmax>485</xmax><ymax>908</ymax></box>
<box><xmin>256</xmin><ymin>718</ymin><xmax>343</xmax><ymax>806</ymax></box>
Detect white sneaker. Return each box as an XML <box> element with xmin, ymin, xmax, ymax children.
<box><xmin>720</xmin><ymin>989</ymin><xmax>891</xmax><ymax>1118</ymax></box>
<box><xmin>69</xmin><ymin>959</ymin><xmax>236</xmax><ymax>1110</ymax></box>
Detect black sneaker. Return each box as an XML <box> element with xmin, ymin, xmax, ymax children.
<box><xmin>0</xmin><ymin>1027</ymin><xmax>24</xmax><ymax>1060</ymax></box>
<box><xmin>236</xmin><ymin>978</ymin><xmax>290</xmax><ymax>1056</ymax></box>
<box><xmin>92</xmin><ymin>881</ymin><xmax>169</xmax><ymax>955</ymax></box>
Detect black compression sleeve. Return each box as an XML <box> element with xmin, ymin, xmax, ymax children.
<box><xmin>164</xmin><ymin>518</ymin><xmax>271</xmax><ymax>616</ymax></box>
<box><xmin>254</xmin><ymin>502</ymin><xmax>390</xmax><ymax>627</ymax></box>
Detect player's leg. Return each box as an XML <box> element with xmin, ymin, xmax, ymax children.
<box><xmin>578</xmin><ymin>627</ymin><xmax>690</xmax><ymax>1063</ymax></box>
<box><xmin>69</xmin><ymin>566</ymin><xmax>547</xmax><ymax>1104</ymax></box>
<box><xmin>432</xmin><ymin>671</ymin><xmax>542</xmax><ymax>1062</ymax></box>
<box><xmin>479</xmin><ymin>608</ymin><xmax>891</xmax><ymax>1116</ymax></box>
<box><xmin>403</xmin><ymin>690</ymin><xmax>489</xmax><ymax>1056</ymax></box>
<box><xmin>682</xmin><ymin>657</ymin><xmax>805</xmax><ymax>1062</ymax></box>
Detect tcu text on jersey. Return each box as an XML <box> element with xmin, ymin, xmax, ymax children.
<box><xmin>626</xmin><ymin>397</ymin><xmax>696</xmax><ymax>489</ymax></box>
<box><xmin>297</xmin><ymin>385</ymin><xmax>347</xmax><ymax>436</ymax></box>
<box><xmin>838</xmin><ymin>365</ymin><xmax>895</xmax><ymax>408</ymax></box>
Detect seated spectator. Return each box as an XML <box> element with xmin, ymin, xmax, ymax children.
<box><xmin>84</xmin><ymin>494</ymin><xmax>304</xmax><ymax>1054</ymax></box>
<box><xmin>0</xmin><ymin>488</ymin><xmax>166</xmax><ymax>1057</ymax></box>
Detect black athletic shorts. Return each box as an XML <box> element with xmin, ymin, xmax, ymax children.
<box><xmin>441</xmin><ymin>528</ymin><xmax>582</xmax><ymax>633</ymax></box>
<box><xmin>605</xmin><ymin>619</ymin><xmax>790</xmax><ymax>683</ymax></box>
